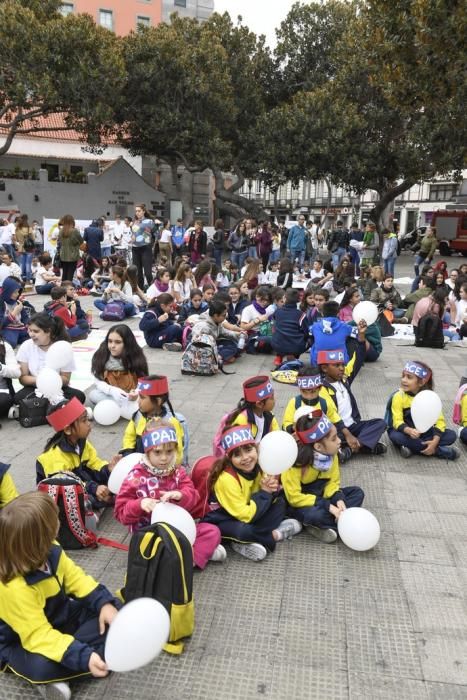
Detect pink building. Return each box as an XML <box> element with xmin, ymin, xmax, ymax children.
<box><xmin>60</xmin><ymin>1</ymin><xmax>162</xmax><ymax>35</ymax></box>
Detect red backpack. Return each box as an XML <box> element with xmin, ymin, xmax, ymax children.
<box><xmin>190</xmin><ymin>456</ymin><xmax>241</xmax><ymax>519</ymax></box>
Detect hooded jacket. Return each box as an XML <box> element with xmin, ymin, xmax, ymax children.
<box><xmin>0</xmin><ymin>277</ymin><xmax>27</xmax><ymax>330</ymax></box>
<box><xmin>309</xmin><ymin>316</ymin><xmax>358</xmax><ymax>365</ymax></box>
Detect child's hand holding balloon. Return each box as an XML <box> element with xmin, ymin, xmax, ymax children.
<box><xmin>141</xmin><ymin>497</ymin><xmax>159</xmax><ymax>513</ymax></box>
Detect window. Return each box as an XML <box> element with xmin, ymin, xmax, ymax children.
<box><xmin>60</xmin><ymin>3</ymin><xmax>74</xmax><ymax>15</ymax></box>
<box><xmin>429</xmin><ymin>183</ymin><xmax>458</xmax><ymax>201</ymax></box>
<box><xmin>137</xmin><ymin>15</ymin><xmax>151</xmax><ymax>27</ymax></box>
<box><xmin>99</xmin><ymin>9</ymin><xmax>113</xmax><ymax>30</ymax></box>
<box><xmin>174</xmin><ymin>0</ymin><xmax>187</xmax><ymax>6</ymax></box>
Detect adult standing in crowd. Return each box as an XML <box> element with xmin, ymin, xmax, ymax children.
<box><xmin>158</xmin><ymin>220</ymin><xmax>173</xmax><ymax>262</ymax></box>
<box><xmin>361</xmin><ymin>222</ymin><xmax>379</xmax><ymax>268</ymax></box>
<box><xmin>14</xmin><ymin>214</ymin><xmax>35</xmax><ymax>283</ymax></box>
<box><xmin>287</xmin><ymin>214</ymin><xmax>307</xmax><ymax>267</ymax></box>
<box><xmin>327</xmin><ymin>220</ymin><xmax>349</xmax><ymax>270</ymax></box>
<box><xmin>0</xmin><ymin>212</ymin><xmax>17</xmax><ymax>260</ymax></box>
<box><xmin>257</xmin><ymin>221</ymin><xmax>273</xmax><ymax>270</ymax></box>
<box><xmin>131</xmin><ymin>203</ymin><xmax>156</xmax><ymax>289</ymax></box>
<box><xmin>212</xmin><ymin>218</ymin><xmax>226</xmax><ymax>270</ymax></box>
<box><xmin>381</xmin><ymin>228</ymin><xmax>399</xmax><ymax>276</ymax></box>
<box><xmin>57</xmin><ymin>215</ymin><xmax>83</xmax><ymax>282</ymax></box>
<box><xmin>83</xmin><ymin>218</ymin><xmax>104</xmax><ymax>262</ymax></box>
<box><xmin>188</xmin><ymin>220</ymin><xmax>208</xmax><ymax>265</ymax></box>
<box><xmin>171</xmin><ymin>218</ymin><xmax>186</xmax><ymax>260</ymax></box>
<box><xmin>228</xmin><ymin>221</ymin><xmax>248</xmax><ymax>270</ymax></box>
<box><xmin>414</xmin><ymin>226</ymin><xmax>438</xmax><ymax>277</ymax></box>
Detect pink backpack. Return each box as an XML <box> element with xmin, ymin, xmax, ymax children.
<box><xmin>452</xmin><ymin>383</ymin><xmax>467</xmax><ymax>425</ymax></box>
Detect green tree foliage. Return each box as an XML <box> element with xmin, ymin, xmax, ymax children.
<box><xmin>262</xmin><ymin>0</ymin><xmax>467</xmax><ymax>231</ymax></box>
<box><xmin>0</xmin><ymin>0</ymin><xmax>124</xmax><ymax>155</ymax></box>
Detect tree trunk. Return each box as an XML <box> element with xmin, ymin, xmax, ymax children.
<box><xmin>213</xmin><ymin>168</ymin><xmax>269</xmax><ymax>223</ymax></box>
<box><xmin>369</xmin><ymin>179</ymin><xmax>415</xmax><ymax>250</ymax></box>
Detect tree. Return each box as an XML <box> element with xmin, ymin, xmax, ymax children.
<box><xmin>261</xmin><ymin>0</ymin><xmax>467</xmax><ymax>232</ymax></box>
<box><xmin>117</xmin><ymin>13</ymin><xmax>274</xmax><ymax>223</ymax></box>
<box><xmin>0</xmin><ymin>0</ymin><xmax>125</xmax><ymax>156</ymax></box>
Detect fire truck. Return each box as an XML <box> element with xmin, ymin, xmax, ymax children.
<box><xmin>431</xmin><ymin>210</ymin><xmax>467</xmax><ymax>256</ymax></box>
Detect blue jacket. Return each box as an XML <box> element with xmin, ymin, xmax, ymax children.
<box><xmin>310</xmin><ymin>316</ymin><xmax>358</xmax><ymax>364</ymax></box>
<box><xmin>178</xmin><ymin>300</ymin><xmax>208</xmax><ymax>324</ymax></box>
<box><xmin>271</xmin><ymin>303</ymin><xmax>308</xmax><ymax>355</ymax></box>
<box><xmin>287</xmin><ymin>225</ymin><xmax>306</xmax><ymax>252</ymax></box>
<box><xmin>227</xmin><ymin>299</ymin><xmax>248</xmax><ymax>325</ymax></box>
<box><xmin>83</xmin><ymin>226</ymin><xmax>103</xmax><ymax>259</ymax></box>
<box><xmin>0</xmin><ymin>277</ymin><xmax>29</xmax><ymax>330</ymax></box>
<box><xmin>139</xmin><ymin>305</ymin><xmax>179</xmax><ymax>346</ymax></box>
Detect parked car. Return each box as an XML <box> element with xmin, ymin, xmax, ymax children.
<box><xmin>398</xmin><ymin>226</ymin><xmax>427</xmax><ymax>250</ymax></box>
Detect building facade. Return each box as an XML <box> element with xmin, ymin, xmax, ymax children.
<box><xmin>162</xmin><ymin>0</ymin><xmax>214</xmax><ymax>22</ymax></box>
<box><xmin>60</xmin><ymin>0</ymin><xmax>162</xmax><ymax>33</ymax></box>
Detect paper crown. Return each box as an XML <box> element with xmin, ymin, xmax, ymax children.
<box><xmin>403</xmin><ymin>361</ymin><xmax>431</xmax><ymax>380</ymax></box>
<box><xmin>297</xmin><ymin>373</ymin><xmax>322</xmax><ymax>390</ymax></box>
<box><xmin>243</xmin><ymin>376</ymin><xmax>274</xmax><ymax>403</ymax></box>
<box><xmin>221</xmin><ymin>425</ymin><xmax>255</xmax><ymax>454</ymax></box>
<box><xmin>137</xmin><ymin>376</ymin><xmax>169</xmax><ymax>396</ymax></box>
<box><xmin>316</xmin><ymin>349</ymin><xmax>345</xmax><ymax>365</ymax></box>
<box><xmin>47</xmin><ymin>397</ymin><xmax>86</xmax><ymax>432</ymax></box>
<box><xmin>142</xmin><ymin>425</ymin><xmax>178</xmax><ymax>452</ymax></box>
<box><xmin>296</xmin><ymin>412</ymin><xmax>332</xmax><ymax>444</ymax></box>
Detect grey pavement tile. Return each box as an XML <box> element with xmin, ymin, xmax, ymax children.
<box><xmin>270</xmin><ymin>663</ymin><xmax>349</xmax><ymax>700</ymax></box>
<box><xmin>348</xmin><ymin>672</ymin><xmax>429</xmax><ymax>699</ymax></box>
<box><xmin>181</xmin><ymin>655</ymin><xmax>276</xmax><ymax>700</ymax></box>
<box><xmin>338</xmin><ymin>556</ymin><xmax>404</xmax><ymax>590</ymax></box>
<box><xmin>394</xmin><ymin>534</ymin><xmax>456</xmax><ymax>567</ymax></box>
<box><xmin>342</xmin><ymin>585</ymin><xmax>412</xmax><ymax>627</ymax></box>
<box><xmin>399</xmin><ymin>562</ymin><xmax>464</xmax><ymax>598</ymax></box>
<box><xmin>430</xmin><ymin>493</ymin><xmax>467</xmax><ymax>514</ymax></box>
<box><xmin>450</xmin><ymin>538</ymin><xmax>467</xmax><ymax>567</ymax></box>
<box><xmin>390</xmin><ymin>510</ymin><xmax>441</xmax><ymax>536</ymax></box>
<box><xmin>346</xmin><ymin>620</ymin><xmax>423</xmax><ymax>680</ymax></box>
<box><xmin>274</xmin><ymin>614</ymin><xmax>347</xmax><ymax>670</ymax></box>
<box><xmin>435</xmin><ymin>513</ymin><xmax>467</xmax><ymax>538</ymax></box>
<box><xmin>425</xmin><ymin>681</ymin><xmax>467</xmax><ymax>699</ymax></box>
<box><xmin>408</xmin><ymin>592</ymin><xmax>467</xmax><ymax>634</ymax></box>
<box><xmin>416</xmin><ymin>633</ymin><xmax>467</xmax><ymax>685</ymax></box>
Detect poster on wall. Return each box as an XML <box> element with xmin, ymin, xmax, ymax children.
<box><xmin>42</xmin><ymin>219</ymin><xmax>118</xmax><ymax>254</ymax></box>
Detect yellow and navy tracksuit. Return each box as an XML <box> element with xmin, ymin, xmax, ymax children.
<box><xmin>387</xmin><ymin>389</ymin><xmax>456</xmax><ymax>457</ymax></box>
<box><xmin>281</xmin><ymin>457</ymin><xmax>364</xmax><ymax>529</ymax></box>
<box><xmin>281</xmin><ymin>390</ymin><xmax>342</xmax><ymax>432</ymax></box>
<box><xmin>121</xmin><ymin>409</ymin><xmax>184</xmax><ymax>464</ymax></box>
<box><xmin>36</xmin><ymin>438</ymin><xmax>110</xmax><ymax>508</ymax></box>
<box><xmin>460</xmin><ymin>394</ymin><xmax>467</xmax><ymax>445</ymax></box>
<box><xmin>232</xmin><ymin>408</ymin><xmax>279</xmax><ymax>440</ymax></box>
<box><xmin>202</xmin><ymin>465</ymin><xmax>285</xmax><ymax>551</ymax></box>
<box><xmin>0</xmin><ymin>463</ymin><xmax>18</xmax><ymax>508</ymax></box>
<box><xmin>0</xmin><ymin>543</ymin><xmax>119</xmax><ymax>683</ymax></box>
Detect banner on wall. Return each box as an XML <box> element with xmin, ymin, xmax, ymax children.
<box><xmin>42</xmin><ymin>219</ymin><xmax>117</xmax><ymax>254</ymax></box>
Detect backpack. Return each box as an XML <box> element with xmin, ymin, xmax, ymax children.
<box><xmin>121</xmin><ymin>522</ymin><xmax>194</xmax><ymax>654</ymax></box>
<box><xmin>383</xmin><ymin>390</ymin><xmax>398</xmax><ymax>429</ymax></box>
<box><xmin>23</xmin><ymin>235</ymin><xmax>35</xmax><ymax>252</ymax></box>
<box><xmin>181</xmin><ymin>334</ymin><xmax>220</xmax><ymax>376</ymax></box>
<box><xmin>38</xmin><ymin>473</ymin><xmax>99</xmax><ymax>549</ymax></box>
<box><xmin>294</xmin><ymin>394</ymin><xmax>327</xmax><ymax>413</ymax></box>
<box><xmin>181</xmin><ymin>324</ymin><xmax>192</xmax><ymax>349</ymax></box>
<box><xmin>414</xmin><ymin>309</ymin><xmax>444</xmax><ymax>349</ymax></box>
<box><xmin>100</xmin><ymin>299</ymin><xmax>126</xmax><ymax>321</ymax></box>
<box><xmin>191</xmin><ymin>457</ymin><xmax>240</xmax><ymax>519</ymax></box>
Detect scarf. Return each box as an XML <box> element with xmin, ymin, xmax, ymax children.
<box><xmin>155</xmin><ymin>280</ymin><xmax>169</xmax><ymax>293</ymax></box>
<box><xmin>252</xmin><ymin>299</ymin><xmax>268</xmax><ymax>315</ymax></box>
<box><xmin>313</xmin><ymin>451</ymin><xmax>333</xmax><ymax>472</ymax></box>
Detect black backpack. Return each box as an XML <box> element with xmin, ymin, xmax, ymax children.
<box><xmin>415</xmin><ymin>309</ymin><xmax>444</xmax><ymax>349</ymax></box>
<box><xmin>121</xmin><ymin>522</ymin><xmax>194</xmax><ymax>654</ymax></box>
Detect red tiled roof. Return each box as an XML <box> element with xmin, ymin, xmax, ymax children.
<box><xmin>0</xmin><ymin>112</ymin><xmax>117</xmax><ymax>144</ymax></box>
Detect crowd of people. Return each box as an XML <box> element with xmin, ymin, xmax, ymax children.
<box><xmin>0</xmin><ymin>206</ymin><xmax>466</xmax><ymax>700</ymax></box>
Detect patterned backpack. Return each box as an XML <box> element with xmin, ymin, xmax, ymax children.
<box><xmin>181</xmin><ymin>333</ymin><xmax>221</xmax><ymax>376</ymax></box>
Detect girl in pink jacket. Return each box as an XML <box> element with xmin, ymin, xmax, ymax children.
<box><xmin>114</xmin><ymin>419</ymin><xmax>225</xmax><ymax>568</ymax></box>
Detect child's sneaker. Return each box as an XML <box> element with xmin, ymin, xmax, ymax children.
<box><xmin>276</xmin><ymin>518</ymin><xmax>302</xmax><ymax>541</ymax></box>
<box><xmin>436</xmin><ymin>446</ymin><xmax>460</xmax><ymax>461</ymax></box>
<box><xmin>272</xmin><ymin>355</ymin><xmax>282</xmax><ymax>368</ymax></box>
<box><xmin>37</xmin><ymin>682</ymin><xmax>71</xmax><ymax>700</ymax></box>
<box><xmin>210</xmin><ymin>544</ymin><xmax>227</xmax><ymax>562</ymax></box>
<box><xmin>8</xmin><ymin>405</ymin><xmax>19</xmax><ymax>420</ymax></box>
<box><xmin>162</xmin><ymin>342</ymin><xmax>183</xmax><ymax>352</ymax></box>
<box><xmin>400</xmin><ymin>446</ymin><xmax>413</xmax><ymax>458</ymax></box>
<box><xmin>231</xmin><ymin>541</ymin><xmax>267</xmax><ymax>561</ymax></box>
<box><xmin>338</xmin><ymin>446</ymin><xmax>353</xmax><ymax>463</ymax></box>
<box><xmin>372</xmin><ymin>442</ymin><xmax>387</xmax><ymax>455</ymax></box>
<box><xmin>306</xmin><ymin>526</ymin><xmax>338</xmax><ymax>543</ymax></box>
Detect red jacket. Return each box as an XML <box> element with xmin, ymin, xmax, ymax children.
<box><xmin>49</xmin><ymin>301</ymin><xmax>77</xmax><ymax>329</ymax></box>
<box><xmin>114</xmin><ymin>462</ymin><xmax>201</xmax><ymax>532</ymax></box>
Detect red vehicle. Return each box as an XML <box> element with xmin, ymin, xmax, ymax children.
<box><xmin>432</xmin><ymin>210</ymin><xmax>467</xmax><ymax>256</ymax></box>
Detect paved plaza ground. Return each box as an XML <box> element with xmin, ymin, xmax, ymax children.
<box><xmin>1</xmin><ymin>254</ymin><xmax>467</xmax><ymax>700</ymax></box>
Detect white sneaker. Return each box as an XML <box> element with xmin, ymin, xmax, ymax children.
<box><xmin>37</xmin><ymin>681</ymin><xmax>72</xmax><ymax>700</ymax></box>
<box><xmin>276</xmin><ymin>518</ymin><xmax>302</xmax><ymax>541</ymax></box>
<box><xmin>231</xmin><ymin>541</ymin><xmax>267</xmax><ymax>561</ymax></box>
<box><xmin>306</xmin><ymin>526</ymin><xmax>338</xmax><ymax>544</ymax></box>
<box><xmin>209</xmin><ymin>544</ymin><xmax>227</xmax><ymax>562</ymax></box>
<box><xmin>8</xmin><ymin>405</ymin><xmax>19</xmax><ymax>420</ymax></box>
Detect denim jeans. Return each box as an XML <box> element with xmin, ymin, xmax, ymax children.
<box><xmin>20</xmin><ymin>252</ymin><xmax>33</xmax><ymax>280</ymax></box>
<box><xmin>290</xmin><ymin>248</ymin><xmax>305</xmax><ymax>267</ymax></box>
<box><xmin>230</xmin><ymin>250</ymin><xmax>248</xmax><ymax>269</ymax></box>
<box><xmin>247</xmin><ymin>245</ymin><xmax>258</xmax><ymax>258</ymax></box>
<box><xmin>384</xmin><ymin>256</ymin><xmax>396</xmax><ymax>276</ymax></box>
<box><xmin>101</xmin><ymin>245</ymin><xmax>112</xmax><ymax>258</ymax></box>
<box><xmin>270</xmin><ymin>249</ymin><xmax>280</xmax><ymax>263</ymax></box>
<box><xmin>332</xmin><ymin>247</ymin><xmax>346</xmax><ymax>270</ymax></box>
<box><xmin>213</xmin><ymin>248</ymin><xmax>223</xmax><ymax>269</ymax></box>
<box><xmin>414</xmin><ymin>254</ymin><xmax>427</xmax><ymax>277</ymax></box>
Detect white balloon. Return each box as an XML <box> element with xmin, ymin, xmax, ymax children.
<box><xmin>36</xmin><ymin>368</ymin><xmax>62</xmax><ymax>399</ymax></box>
<box><xmin>151</xmin><ymin>502</ymin><xmax>196</xmax><ymax>545</ymax></box>
<box><xmin>352</xmin><ymin>301</ymin><xmax>378</xmax><ymax>326</ymax></box>
<box><xmin>293</xmin><ymin>406</ymin><xmax>313</xmax><ymax>424</ymax></box>
<box><xmin>410</xmin><ymin>390</ymin><xmax>442</xmax><ymax>434</ymax></box>
<box><xmin>258</xmin><ymin>431</ymin><xmax>298</xmax><ymax>475</ymax></box>
<box><xmin>105</xmin><ymin>598</ymin><xmax>170</xmax><ymax>672</ymax></box>
<box><xmin>45</xmin><ymin>341</ymin><xmax>74</xmax><ymax>371</ymax></box>
<box><xmin>108</xmin><ymin>453</ymin><xmax>144</xmax><ymax>494</ymax></box>
<box><xmin>337</xmin><ymin>507</ymin><xmax>381</xmax><ymax>551</ymax></box>
<box><xmin>93</xmin><ymin>399</ymin><xmax>121</xmax><ymax>426</ymax></box>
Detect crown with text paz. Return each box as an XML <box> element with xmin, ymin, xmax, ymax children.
<box><xmin>142</xmin><ymin>425</ymin><xmax>178</xmax><ymax>452</ymax></box>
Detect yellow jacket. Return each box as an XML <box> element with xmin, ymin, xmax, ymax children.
<box><xmin>282</xmin><ymin>389</ymin><xmax>342</xmax><ymax>431</ymax></box>
<box><xmin>390</xmin><ymin>390</ymin><xmax>446</xmax><ymax>433</ymax></box>
<box><xmin>214</xmin><ymin>467</ymin><xmax>273</xmax><ymax>523</ymax></box>
<box><xmin>232</xmin><ymin>408</ymin><xmax>279</xmax><ymax>439</ymax></box>
<box><xmin>121</xmin><ymin>411</ymin><xmax>184</xmax><ymax>464</ymax></box>
<box><xmin>462</xmin><ymin>394</ymin><xmax>467</xmax><ymax>427</ymax></box>
<box><xmin>0</xmin><ymin>543</ymin><xmax>116</xmax><ymax>673</ymax></box>
<box><xmin>36</xmin><ymin>438</ymin><xmax>109</xmax><ymax>499</ymax></box>
<box><xmin>0</xmin><ymin>463</ymin><xmax>18</xmax><ymax>509</ymax></box>
<box><xmin>281</xmin><ymin>455</ymin><xmax>342</xmax><ymax>508</ymax></box>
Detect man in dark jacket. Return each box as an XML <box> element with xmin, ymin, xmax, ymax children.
<box><xmin>327</xmin><ymin>221</ymin><xmax>349</xmax><ymax>270</ymax></box>
<box><xmin>83</xmin><ymin>219</ymin><xmax>104</xmax><ymax>261</ymax></box>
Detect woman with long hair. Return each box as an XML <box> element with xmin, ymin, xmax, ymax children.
<box><xmin>57</xmin><ymin>214</ymin><xmax>83</xmax><ymax>282</ymax></box>
<box><xmin>15</xmin><ymin>214</ymin><xmax>35</xmax><ymax>283</ymax></box>
<box><xmin>130</xmin><ymin>203</ymin><xmax>156</xmax><ymax>289</ymax></box>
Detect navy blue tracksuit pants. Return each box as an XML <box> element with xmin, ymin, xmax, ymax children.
<box><xmin>388</xmin><ymin>427</ymin><xmax>457</xmax><ymax>458</ymax></box>
<box><xmin>288</xmin><ymin>486</ymin><xmax>364</xmax><ymax>530</ymax></box>
<box><xmin>203</xmin><ymin>496</ymin><xmax>285</xmax><ymax>551</ymax></box>
<box><xmin>341</xmin><ymin>419</ymin><xmax>387</xmax><ymax>450</ymax></box>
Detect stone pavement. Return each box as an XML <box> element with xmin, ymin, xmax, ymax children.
<box><xmin>1</xmin><ymin>254</ymin><xmax>467</xmax><ymax>700</ymax></box>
